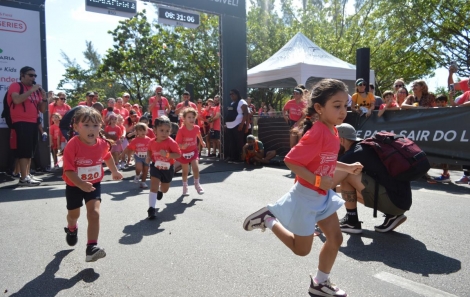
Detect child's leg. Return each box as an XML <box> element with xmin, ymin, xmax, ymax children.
<box><xmin>182</xmin><ymin>163</ymin><xmax>190</xmax><ymax>182</ymax></box>
<box><xmin>141</xmin><ymin>165</ymin><xmax>149</xmax><ymax>182</ymax></box>
<box><xmin>135</xmin><ymin>162</ymin><xmax>143</xmax><ymax>177</ymax></box>
<box><xmin>51</xmin><ymin>149</ymin><xmax>58</xmax><ymax>165</ymax></box>
<box><xmin>442</xmin><ymin>163</ymin><xmax>449</xmax><ymax>175</ymax></box>
<box><xmin>191</xmin><ymin>160</ymin><xmax>200</xmax><ymax>179</ymax></box>
<box><xmin>315</xmin><ymin>212</ymin><xmax>343</xmax><ymax>274</ymax></box>
<box><xmin>150</xmin><ymin>176</ymin><xmax>161</xmax><ymax>193</ymax></box>
<box><xmin>67</xmin><ymin>208</ymin><xmax>80</xmax><ymax>230</ymax></box>
<box><xmin>112</xmin><ymin>152</ymin><xmax>119</xmax><ymax>165</ymax></box>
<box><xmin>85</xmin><ymin>199</ymin><xmax>101</xmax><ymax>243</ymax></box>
<box><xmin>270</xmin><ymin>224</ymin><xmax>314</xmax><ymax>256</ymax></box>
<box><xmin>148</xmin><ymin>176</ymin><xmax>161</xmax><ymax>219</ymax></box>
<box><xmin>160</xmin><ymin>182</ymin><xmax>170</xmax><ymax>193</ymax></box>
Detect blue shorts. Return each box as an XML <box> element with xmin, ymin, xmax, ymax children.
<box><xmin>134</xmin><ymin>154</ymin><xmax>149</xmax><ymax>166</ymax></box>
<box><xmin>267</xmin><ymin>182</ymin><xmax>344</xmax><ymax>236</ymax></box>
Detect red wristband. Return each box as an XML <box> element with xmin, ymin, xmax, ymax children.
<box><xmin>314</xmin><ymin>175</ymin><xmax>321</xmax><ymax>187</ymax></box>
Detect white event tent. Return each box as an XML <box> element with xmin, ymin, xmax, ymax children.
<box><xmin>247</xmin><ymin>32</ymin><xmax>375</xmax><ymax>91</ymax></box>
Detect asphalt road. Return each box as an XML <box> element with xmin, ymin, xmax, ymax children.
<box><xmin>0</xmin><ymin>161</ymin><xmax>468</xmax><ymax>297</ymax></box>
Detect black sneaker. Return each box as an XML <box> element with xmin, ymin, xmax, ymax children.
<box><xmin>147</xmin><ymin>207</ymin><xmax>156</xmax><ymax>220</ymax></box>
<box><xmin>374</xmin><ymin>214</ymin><xmax>407</xmax><ymax>233</ymax></box>
<box><xmin>308</xmin><ymin>275</ymin><xmax>347</xmax><ymax>297</ymax></box>
<box><xmin>64</xmin><ymin>227</ymin><xmax>78</xmax><ymax>246</ymax></box>
<box><xmin>157</xmin><ymin>191</ymin><xmax>163</xmax><ymax>201</ymax></box>
<box><xmin>339</xmin><ymin>214</ymin><xmax>362</xmax><ymax>234</ymax></box>
<box><xmin>242</xmin><ymin>207</ymin><xmax>274</xmax><ymax>232</ymax></box>
<box><xmin>85</xmin><ymin>245</ymin><xmax>106</xmax><ymax>262</ymax></box>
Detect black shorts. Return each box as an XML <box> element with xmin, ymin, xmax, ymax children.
<box><xmin>209</xmin><ymin>130</ymin><xmax>220</xmax><ymax>140</ymax></box>
<box><xmin>12</xmin><ymin>122</ymin><xmax>39</xmax><ymax>159</ymax></box>
<box><xmin>150</xmin><ymin>164</ymin><xmax>174</xmax><ymax>183</ymax></box>
<box><xmin>288</xmin><ymin>119</ymin><xmax>296</xmax><ymax>128</ymax></box>
<box><xmin>65</xmin><ymin>183</ymin><xmax>102</xmax><ymax>210</ymax></box>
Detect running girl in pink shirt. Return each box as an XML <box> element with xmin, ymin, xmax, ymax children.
<box><xmin>145</xmin><ymin>116</ymin><xmax>181</xmax><ymax>219</ymax></box>
<box><xmin>105</xmin><ymin>113</ymin><xmax>123</xmax><ymax>169</ymax></box>
<box><xmin>175</xmin><ymin>107</ymin><xmax>206</xmax><ymax>195</ymax></box>
<box><xmin>50</xmin><ymin>113</ymin><xmax>65</xmax><ymax>169</ymax></box>
<box><xmin>243</xmin><ymin>79</ymin><xmax>363</xmax><ymax>297</ymax></box>
<box><xmin>122</xmin><ymin>123</ymin><xmax>152</xmax><ymax>189</ymax></box>
<box><xmin>62</xmin><ymin>107</ymin><xmax>123</xmax><ymax>262</ymax></box>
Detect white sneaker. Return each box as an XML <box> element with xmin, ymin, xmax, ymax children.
<box><xmin>455</xmin><ymin>175</ymin><xmax>469</xmax><ymax>184</ymax></box>
<box><xmin>195</xmin><ymin>183</ymin><xmax>204</xmax><ymax>194</ymax></box>
<box><xmin>140</xmin><ymin>182</ymin><xmax>148</xmax><ymax>189</ymax></box>
<box><xmin>18</xmin><ymin>176</ymin><xmax>40</xmax><ymax>187</ymax></box>
<box><xmin>116</xmin><ymin>163</ymin><xmax>121</xmax><ymax>170</ymax></box>
<box><xmin>133</xmin><ymin>175</ymin><xmax>140</xmax><ymax>183</ymax></box>
<box><xmin>28</xmin><ymin>174</ymin><xmax>43</xmax><ymax>182</ymax></box>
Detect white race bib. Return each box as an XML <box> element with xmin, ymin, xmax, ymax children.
<box><xmin>183</xmin><ymin>151</ymin><xmax>195</xmax><ymax>160</ymax></box>
<box><xmin>158</xmin><ymin>110</ymin><xmax>165</xmax><ymax>116</ymax></box>
<box><xmin>108</xmin><ymin>131</ymin><xmax>116</xmax><ymax>135</ymax></box>
<box><xmin>78</xmin><ymin>165</ymin><xmax>102</xmax><ymax>181</ymax></box>
<box><xmin>137</xmin><ymin>151</ymin><xmax>147</xmax><ymax>159</ymax></box>
<box><xmin>154</xmin><ymin>160</ymin><xmax>170</xmax><ymax>170</ymax></box>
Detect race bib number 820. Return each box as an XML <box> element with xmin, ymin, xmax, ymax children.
<box><xmin>78</xmin><ymin>165</ymin><xmax>102</xmax><ymax>181</ymax></box>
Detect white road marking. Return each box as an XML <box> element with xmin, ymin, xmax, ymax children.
<box><xmin>374</xmin><ymin>272</ymin><xmax>458</xmax><ymax>297</ymax></box>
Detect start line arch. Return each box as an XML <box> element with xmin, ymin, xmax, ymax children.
<box><xmin>0</xmin><ymin>0</ymin><xmax>247</xmax><ymax>171</ymax></box>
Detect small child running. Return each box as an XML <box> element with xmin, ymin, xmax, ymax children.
<box><xmin>50</xmin><ymin>113</ymin><xmax>65</xmax><ymax>169</ymax></box>
<box><xmin>145</xmin><ymin>116</ymin><xmax>181</xmax><ymax>219</ymax></box>
<box><xmin>175</xmin><ymin>107</ymin><xmax>206</xmax><ymax>195</ymax></box>
<box><xmin>243</xmin><ymin>79</ymin><xmax>363</xmax><ymax>297</ymax></box>
<box><xmin>122</xmin><ymin>123</ymin><xmax>152</xmax><ymax>188</ymax></box>
<box><xmin>105</xmin><ymin>113</ymin><xmax>123</xmax><ymax>170</ymax></box>
<box><xmin>62</xmin><ymin>107</ymin><xmax>123</xmax><ymax>262</ymax></box>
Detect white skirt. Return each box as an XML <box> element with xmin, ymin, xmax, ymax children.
<box><xmin>267</xmin><ymin>182</ymin><xmax>344</xmax><ymax>236</ymax></box>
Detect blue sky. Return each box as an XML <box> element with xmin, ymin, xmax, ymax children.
<box><xmin>44</xmin><ymin>0</ymin><xmax>449</xmax><ymax>93</ymax></box>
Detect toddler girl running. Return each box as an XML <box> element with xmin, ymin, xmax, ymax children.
<box><xmin>50</xmin><ymin>113</ymin><xmax>65</xmax><ymax>169</ymax></box>
<box><xmin>62</xmin><ymin>107</ymin><xmax>123</xmax><ymax>262</ymax></box>
<box><xmin>175</xmin><ymin>107</ymin><xmax>206</xmax><ymax>195</ymax></box>
<box><xmin>145</xmin><ymin>116</ymin><xmax>181</xmax><ymax>219</ymax></box>
<box><xmin>243</xmin><ymin>79</ymin><xmax>363</xmax><ymax>297</ymax></box>
<box><xmin>105</xmin><ymin>113</ymin><xmax>123</xmax><ymax>169</ymax></box>
<box><xmin>122</xmin><ymin>123</ymin><xmax>152</xmax><ymax>188</ymax></box>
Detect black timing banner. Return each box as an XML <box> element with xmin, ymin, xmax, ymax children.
<box><xmin>257</xmin><ymin>108</ymin><xmax>470</xmax><ymax>166</ymax></box>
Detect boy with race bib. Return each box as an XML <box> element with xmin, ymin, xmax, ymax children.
<box><xmin>62</xmin><ymin>107</ymin><xmax>123</xmax><ymax>262</ymax></box>
<box><xmin>175</xmin><ymin>107</ymin><xmax>206</xmax><ymax>196</ymax></box>
<box><xmin>145</xmin><ymin>116</ymin><xmax>181</xmax><ymax>220</ymax></box>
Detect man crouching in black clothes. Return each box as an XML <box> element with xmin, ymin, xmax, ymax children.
<box><xmin>333</xmin><ymin>123</ymin><xmax>411</xmax><ymax>234</ymax></box>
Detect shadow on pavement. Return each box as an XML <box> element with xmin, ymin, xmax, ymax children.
<box><xmin>8</xmin><ymin>249</ymin><xmax>99</xmax><ymax>297</ymax></box>
<box><xmin>411</xmin><ymin>178</ymin><xmax>470</xmax><ymax>196</ymax></box>
<box><xmin>337</xmin><ymin>231</ymin><xmax>461</xmax><ymax>276</ymax></box>
<box><xmin>119</xmin><ymin>196</ymin><xmax>202</xmax><ymax>245</ymax></box>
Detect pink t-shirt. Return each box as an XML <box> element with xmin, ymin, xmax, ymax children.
<box><xmin>146</xmin><ymin>129</ymin><xmax>156</xmax><ymax>139</ymax></box>
<box><xmin>176</xmin><ymin>125</ymin><xmax>200</xmax><ymax>153</ymax></box>
<box><xmin>50</xmin><ymin>124</ymin><xmax>65</xmax><ymax>149</ymax></box>
<box><xmin>78</xmin><ymin>101</ymin><xmax>93</xmax><ymax>107</ymax></box>
<box><xmin>49</xmin><ymin>103</ymin><xmax>71</xmax><ymax>123</ymax></box>
<box><xmin>457</xmin><ymin>91</ymin><xmax>470</xmax><ymax>105</ymax></box>
<box><xmin>105</xmin><ymin>125</ymin><xmax>123</xmax><ymax>140</ymax></box>
<box><xmin>457</xmin><ymin>79</ymin><xmax>469</xmax><ymax>93</ymax></box>
<box><xmin>127</xmin><ymin>136</ymin><xmax>152</xmax><ymax>158</ymax></box>
<box><xmin>206</xmin><ymin>105</ymin><xmax>221</xmax><ymax>131</ymax></box>
<box><xmin>62</xmin><ymin>137</ymin><xmax>112</xmax><ymax>186</ymax></box>
<box><xmin>283</xmin><ymin>99</ymin><xmax>307</xmax><ymax>122</ymax></box>
<box><xmin>284</xmin><ymin>121</ymin><xmax>339</xmax><ymax>195</ymax></box>
<box><xmin>149</xmin><ymin>96</ymin><xmax>169</xmax><ymax>121</ymax></box>
<box><xmin>148</xmin><ymin>137</ymin><xmax>181</xmax><ymax>165</ymax></box>
<box><xmin>114</xmin><ymin>107</ymin><xmax>129</xmax><ymax>118</ymax></box>
<box><xmin>7</xmin><ymin>82</ymin><xmax>42</xmax><ymax>124</ymax></box>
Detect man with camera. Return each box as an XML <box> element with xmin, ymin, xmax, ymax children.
<box><xmin>6</xmin><ymin>66</ymin><xmax>47</xmax><ymax>186</ymax></box>
<box><xmin>241</xmin><ymin>134</ymin><xmax>277</xmax><ymax>166</ymax></box>
<box><xmin>148</xmin><ymin>85</ymin><xmax>170</xmax><ymax>123</ymax></box>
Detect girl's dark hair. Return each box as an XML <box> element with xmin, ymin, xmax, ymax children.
<box><xmin>127</xmin><ymin>109</ymin><xmax>137</xmax><ymax>126</ymax></box>
<box><xmin>301</xmin><ymin>79</ymin><xmax>348</xmax><ymax>136</ymax></box>
<box><xmin>230</xmin><ymin>89</ymin><xmax>241</xmax><ymax>100</ymax></box>
<box><xmin>68</xmin><ymin>107</ymin><xmax>114</xmax><ymax>148</ymax></box>
<box><xmin>398</xmin><ymin>87</ymin><xmax>409</xmax><ymax>96</ymax></box>
<box><xmin>154</xmin><ymin>115</ymin><xmax>172</xmax><ymax>128</ymax></box>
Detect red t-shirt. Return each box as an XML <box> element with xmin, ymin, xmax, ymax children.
<box><xmin>50</xmin><ymin>124</ymin><xmax>65</xmax><ymax>149</ymax></box>
<box><xmin>284</xmin><ymin>121</ymin><xmax>339</xmax><ymax>195</ymax></box>
<box><xmin>105</xmin><ymin>125</ymin><xmax>123</xmax><ymax>140</ymax></box>
<box><xmin>149</xmin><ymin>96</ymin><xmax>169</xmax><ymax>121</ymax></box>
<box><xmin>148</xmin><ymin>137</ymin><xmax>181</xmax><ymax>165</ymax></box>
<box><xmin>176</xmin><ymin>124</ymin><xmax>200</xmax><ymax>153</ymax></box>
<box><xmin>176</xmin><ymin>101</ymin><xmax>197</xmax><ymax>112</ymax></box>
<box><xmin>458</xmin><ymin>79</ymin><xmax>469</xmax><ymax>93</ymax></box>
<box><xmin>7</xmin><ymin>82</ymin><xmax>42</xmax><ymax>124</ymax></box>
<box><xmin>283</xmin><ymin>99</ymin><xmax>307</xmax><ymax>122</ymax></box>
<box><xmin>207</xmin><ymin>105</ymin><xmax>221</xmax><ymax>131</ymax></box>
<box><xmin>10</xmin><ymin>129</ymin><xmax>16</xmax><ymax>150</ymax></box>
<box><xmin>197</xmin><ymin>106</ymin><xmax>206</xmax><ymax>126</ymax></box>
<box><xmin>127</xmin><ymin>136</ymin><xmax>152</xmax><ymax>158</ymax></box>
<box><xmin>146</xmin><ymin>129</ymin><xmax>156</xmax><ymax>139</ymax></box>
<box><xmin>114</xmin><ymin>107</ymin><xmax>129</xmax><ymax>118</ymax></box>
<box><xmin>49</xmin><ymin>103</ymin><xmax>71</xmax><ymax>124</ymax></box>
<box><xmin>379</xmin><ymin>102</ymin><xmax>399</xmax><ymax>110</ymax></box>
<box><xmin>458</xmin><ymin>91</ymin><xmax>470</xmax><ymax>105</ymax></box>
<box><xmin>62</xmin><ymin>137</ymin><xmax>112</xmax><ymax>186</ymax></box>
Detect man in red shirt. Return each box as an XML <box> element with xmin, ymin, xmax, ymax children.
<box><xmin>7</xmin><ymin>66</ymin><xmax>48</xmax><ymax>186</ymax></box>
<box><xmin>176</xmin><ymin>91</ymin><xmax>197</xmax><ymax>121</ymax></box>
<box><xmin>148</xmin><ymin>85</ymin><xmax>170</xmax><ymax>123</ymax></box>
<box><xmin>208</xmin><ymin>95</ymin><xmax>222</xmax><ymax>157</ymax></box>
<box><xmin>78</xmin><ymin>91</ymin><xmax>95</xmax><ymax>107</ymax></box>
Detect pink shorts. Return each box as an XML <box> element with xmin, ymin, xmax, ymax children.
<box><xmin>176</xmin><ymin>148</ymin><xmax>199</xmax><ymax>164</ymax></box>
<box><xmin>111</xmin><ymin>139</ymin><xmax>123</xmax><ymax>153</ymax></box>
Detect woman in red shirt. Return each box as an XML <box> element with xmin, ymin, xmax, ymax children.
<box><xmin>48</xmin><ymin>92</ymin><xmax>71</xmax><ymax>124</ymax></box>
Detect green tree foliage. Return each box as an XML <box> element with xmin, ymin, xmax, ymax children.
<box><xmin>57</xmin><ymin>41</ymin><xmax>124</xmax><ymax>106</ymax></box>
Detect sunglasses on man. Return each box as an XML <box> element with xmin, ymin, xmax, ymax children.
<box><xmin>26</xmin><ymin>73</ymin><xmax>37</xmax><ymax>78</ymax></box>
